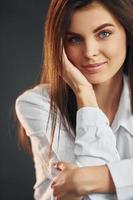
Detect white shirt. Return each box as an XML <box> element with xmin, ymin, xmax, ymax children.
<box><xmin>15</xmin><ymin>75</ymin><xmax>133</xmax><ymax>200</ymax></box>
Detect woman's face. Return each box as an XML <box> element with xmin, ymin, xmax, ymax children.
<box><xmin>64</xmin><ymin>2</ymin><xmax>127</xmax><ymax>84</ymax></box>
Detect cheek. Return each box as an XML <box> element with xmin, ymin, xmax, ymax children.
<box><xmin>103</xmin><ymin>35</ymin><xmax>127</xmax><ymax>65</ymax></box>
<box><xmin>117</xmin><ymin>37</ymin><xmax>126</xmax><ymax>62</ymax></box>
<box><xmin>65</xmin><ymin>45</ymin><xmax>81</xmax><ymax>65</ymax></box>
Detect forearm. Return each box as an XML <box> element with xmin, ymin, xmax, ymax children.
<box><xmin>74</xmin><ymin>165</ymin><xmax>115</xmax><ymax>195</ymax></box>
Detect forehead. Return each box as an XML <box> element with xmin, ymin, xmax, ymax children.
<box><xmin>69</xmin><ymin>2</ymin><xmax>120</xmax><ymax>31</ymax></box>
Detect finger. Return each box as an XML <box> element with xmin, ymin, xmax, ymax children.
<box><xmin>52</xmin><ymin>161</ymin><xmax>65</xmax><ymax>171</ymax></box>
<box><xmin>62</xmin><ymin>47</ymin><xmax>67</xmax><ymax>64</ymax></box>
<box><xmin>60</xmin><ymin>48</ymin><xmax>67</xmax><ymax>76</ymax></box>
<box><xmin>52</xmin><ymin>184</ymin><xmax>65</xmax><ymax>199</ymax></box>
<box><xmin>51</xmin><ymin>180</ymin><xmax>56</xmax><ymax>188</ymax></box>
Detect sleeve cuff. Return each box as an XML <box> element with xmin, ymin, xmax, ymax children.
<box><xmin>77</xmin><ymin>107</ymin><xmax>109</xmax><ymax>127</ymax></box>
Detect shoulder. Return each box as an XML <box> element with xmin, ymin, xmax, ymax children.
<box><xmin>15</xmin><ymin>84</ymin><xmax>51</xmax><ymax>124</ymax></box>
<box><xmin>15</xmin><ymin>84</ymin><xmax>51</xmax><ymax>136</ymax></box>
<box><xmin>15</xmin><ymin>84</ymin><xmax>50</xmax><ymax>110</ymax></box>
<box><xmin>16</xmin><ymin>84</ymin><xmax>50</xmax><ymax>104</ymax></box>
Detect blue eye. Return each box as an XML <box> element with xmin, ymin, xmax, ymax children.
<box><xmin>99</xmin><ymin>31</ymin><xmax>111</xmax><ymax>39</ymax></box>
<box><xmin>68</xmin><ymin>36</ymin><xmax>81</xmax><ymax>44</ymax></box>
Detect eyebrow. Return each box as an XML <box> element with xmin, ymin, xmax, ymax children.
<box><xmin>93</xmin><ymin>23</ymin><xmax>114</xmax><ymax>33</ymax></box>
<box><xmin>66</xmin><ymin>23</ymin><xmax>114</xmax><ymax>36</ymax></box>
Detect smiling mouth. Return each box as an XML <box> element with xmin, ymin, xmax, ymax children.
<box><xmin>82</xmin><ymin>61</ymin><xmax>107</xmax><ymax>68</ymax></box>
<box><xmin>81</xmin><ymin>61</ymin><xmax>107</xmax><ymax>74</ymax></box>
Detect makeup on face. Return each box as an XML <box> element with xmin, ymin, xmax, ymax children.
<box><xmin>64</xmin><ymin>2</ymin><xmax>126</xmax><ymax>84</ymax></box>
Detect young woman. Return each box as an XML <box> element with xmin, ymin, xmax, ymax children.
<box><xmin>15</xmin><ymin>0</ymin><xmax>133</xmax><ymax>199</ymax></box>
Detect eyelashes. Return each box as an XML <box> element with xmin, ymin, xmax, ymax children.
<box><xmin>67</xmin><ymin>36</ymin><xmax>81</xmax><ymax>44</ymax></box>
<box><xmin>66</xmin><ymin>30</ymin><xmax>113</xmax><ymax>44</ymax></box>
<box><xmin>98</xmin><ymin>30</ymin><xmax>113</xmax><ymax>39</ymax></box>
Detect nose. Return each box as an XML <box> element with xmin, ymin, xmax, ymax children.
<box><xmin>83</xmin><ymin>39</ymin><xmax>99</xmax><ymax>58</ymax></box>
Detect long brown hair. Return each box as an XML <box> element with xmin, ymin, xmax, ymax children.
<box><xmin>17</xmin><ymin>0</ymin><xmax>133</xmax><ymax>159</ymax></box>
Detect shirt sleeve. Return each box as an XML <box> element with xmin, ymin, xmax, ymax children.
<box><xmin>15</xmin><ymin>87</ymin><xmax>132</xmax><ymax>200</ymax></box>
<box><xmin>15</xmin><ymin>87</ymin><xmax>50</xmax><ymax>136</ymax></box>
<box><xmin>15</xmin><ymin>87</ymin><xmax>60</xmax><ymax>200</ymax></box>
<box><xmin>75</xmin><ymin>107</ymin><xmax>120</xmax><ymax>166</ymax></box>
<box><xmin>107</xmin><ymin>159</ymin><xmax>133</xmax><ymax>200</ymax></box>
<box><xmin>74</xmin><ymin>107</ymin><xmax>121</xmax><ymax>200</ymax></box>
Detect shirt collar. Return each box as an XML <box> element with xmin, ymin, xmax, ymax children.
<box><xmin>111</xmin><ymin>74</ymin><xmax>133</xmax><ymax>136</ymax></box>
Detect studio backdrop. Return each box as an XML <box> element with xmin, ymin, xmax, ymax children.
<box><xmin>0</xmin><ymin>1</ymin><xmax>50</xmax><ymax>199</ymax></box>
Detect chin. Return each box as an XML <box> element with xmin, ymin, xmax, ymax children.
<box><xmin>85</xmin><ymin>75</ymin><xmax>109</xmax><ymax>85</ymax></box>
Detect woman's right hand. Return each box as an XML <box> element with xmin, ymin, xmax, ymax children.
<box><xmin>62</xmin><ymin>49</ymin><xmax>98</xmax><ymax>108</ymax></box>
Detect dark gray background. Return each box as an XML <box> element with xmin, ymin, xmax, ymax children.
<box><xmin>0</xmin><ymin>0</ymin><xmax>50</xmax><ymax>199</ymax></box>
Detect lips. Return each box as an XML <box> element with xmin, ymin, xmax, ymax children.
<box><xmin>80</xmin><ymin>61</ymin><xmax>107</xmax><ymax>74</ymax></box>
<box><xmin>82</xmin><ymin>61</ymin><xmax>107</xmax><ymax>68</ymax></box>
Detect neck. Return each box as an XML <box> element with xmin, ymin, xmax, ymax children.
<box><xmin>93</xmin><ymin>72</ymin><xmax>123</xmax><ymax>124</ymax></box>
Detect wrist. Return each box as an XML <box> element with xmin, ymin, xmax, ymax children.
<box><xmin>72</xmin><ymin>167</ymin><xmax>95</xmax><ymax>196</ymax></box>
<box><xmin>73</xmin><ymin>165</ymin><xmax>115</xmax><ymax>196</ymax></box>
<box><xmin>76</xmin><ymin>89</ymin><xmax>98</xmax><ymax>109</ymax></box>
<box><xmin>97</xmin><ymin>165</ymin><xmax>115</xmax><ymax>193</ymax></box>
<box><xmin>90</xmin><ymin>165</ymin><xmax>116</xmax><ymax>194</ymax></box>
